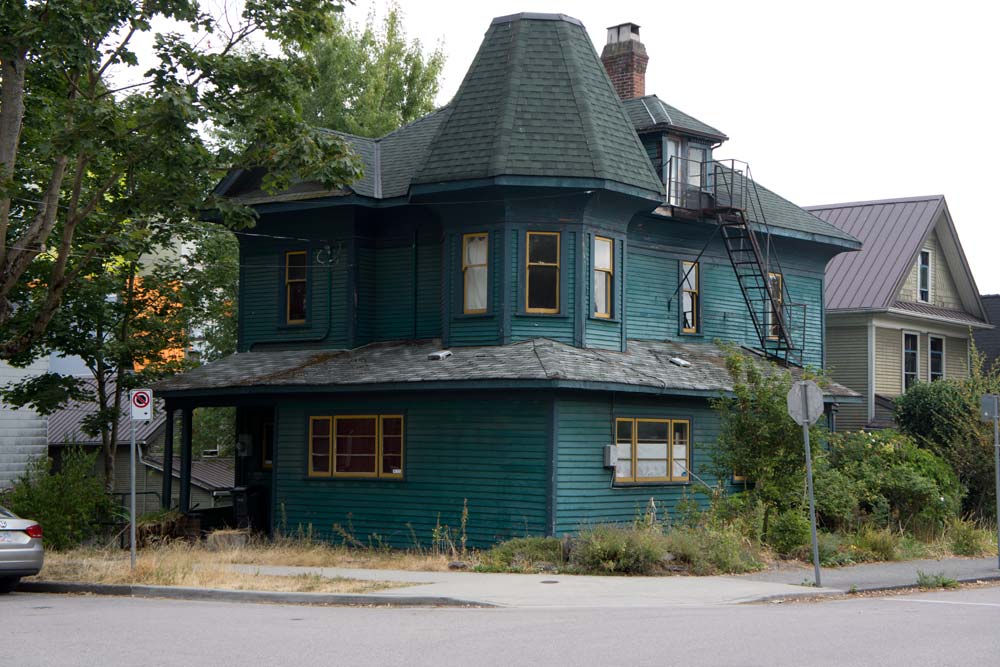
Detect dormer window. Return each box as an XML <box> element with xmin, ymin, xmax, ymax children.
<box><xmin>686</xmin><ymin>146</ymin><xmax>706</xmax><ymax>188</ymax></box>
<box><xmin>918</xmin><ymin>250</ymin><xmax>931</xmax><ymax>302</ymax></box>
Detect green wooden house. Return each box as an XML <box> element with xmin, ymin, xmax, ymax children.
<box><xmin>155</xmin><ymin>14</ymin><xmax>860</xmax><ymax>547</ymax></box>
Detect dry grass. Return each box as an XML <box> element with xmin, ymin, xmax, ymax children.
<box><xmin>32</xmin><ymin>541</ymin><xmax>421</xmax><ymax>594</ymax></box>
<box><xmin>215</xmin><ymin>534</ymin><xmax>456</xmax><ymax>571</ymax></box>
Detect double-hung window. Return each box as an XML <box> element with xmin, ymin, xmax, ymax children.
<box><xmin>686</xmin><ymin>146</ymin><xmax>706</xmax><ymax>188</ymax></box>
<box><xmin>903</xmin><ymin>333</ymin><xmax>919</xmax><ymax>390</ymax></box>
<box><xmin>285</xmin><ymin>251</ymin><xmax>308</xmax><ymax>324</ymax></box>
<box><xmin>526</xmin><ymin>232</ymin><xmax>560</xmax><ymax>313</ymax></box>
<box><xmin>462</xmin><ymin>233</ymin><xmax>488</xmax><ymax>314</ymax></box>
<box><xmin>309</xmin><ymin>415</ymin><xmax>404</xmax><ymax>479</ymax></box>
<box><xmin>681</xmin><ymin>261</ymin><xmax>699</xmax><ymax>333</ymax></box>
<box><xmin>593</xmin><ymin>237</ymin><xmax>613</xmax><ymax>318</ymax></box>
<box><xmin>918</xmin><ymin>250</ymin><xmax>931</xmax><ymax>302</ymax></box>
<box><xmin>929</xmin><ymin>336</ymin><xmax>945</xmax><ymax>381</ymax></box>
<box><xmin>614</xmin><ymin>418</ymin><xmax>690</xmax><ymax>484</ymax></box>
<box><xmin>766</xmin><ymin>272</ymin><xmax>784</xmax><ymax>339</ymax></box>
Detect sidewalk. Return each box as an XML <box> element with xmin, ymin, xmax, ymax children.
<box><xmin>739</xmin><ymin>556</ymin><xmax>1000</xmax><ymax>591</ymax></box>
<box><xmin>226</xmin><ymin>556</ymin><xmax>1000</xmax><ymax>608</ymax></box>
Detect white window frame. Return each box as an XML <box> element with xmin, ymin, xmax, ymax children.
<box><xmin>928</xmin><ymin>335</ymin><xmax>946</xmax><ymax>382</ymax></box>
<box><xmin>918</xmin><ymin>249</ymin><xmax>932</xmax><ymax>303</ymax></box>
<box><xmin>902</xmin><ymin>331</ymin><xmax>920</xmax><ymax>391</ymax></box>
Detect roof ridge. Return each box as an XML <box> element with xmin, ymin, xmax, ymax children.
<box><xmin>377</xmin><ymin>106</ymin><xmax>451</xmax><ymax>142</ymax></box>
<box><xmin>806</xmin><ymin>194</ymin><xmax>945</xmax><ymax>210</ymax></box>
<box><xmin>554</xmin><ymin>23</ymin><xmax>598</xmax><ymax>176</ymax></box>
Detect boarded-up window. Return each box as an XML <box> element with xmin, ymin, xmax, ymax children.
<box><xmin>526</xmin><ymin>232</ymin><xmax>559</xmax><ymax>313</ymax></box>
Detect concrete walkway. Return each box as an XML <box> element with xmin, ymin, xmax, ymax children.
<box><xmin>229</xmin><ymin>564</ymin><xmax>838</xmax><ymax>607</ymax></box>
<box><xmin>228</xmin><ymin>556</ymin><xmax>1000</xmax><ymax>608</ymax></box>
<box><xmin>739</xmin><ymin>556</ymin><xmax>1000</xmax><ymax>590</ymax></box>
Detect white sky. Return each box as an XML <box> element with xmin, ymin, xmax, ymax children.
<box><xmin>344</xmin><ymin>0</ymin><xmax>1000</xmax><ymax>294</ymax></box>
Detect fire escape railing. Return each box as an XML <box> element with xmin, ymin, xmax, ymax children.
<box><xmin>667</xmin><ymin>157</ymin><xmax>806</xmax><ymax>366</ymax></box>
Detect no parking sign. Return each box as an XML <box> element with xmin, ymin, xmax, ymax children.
<box><xmin>130</xmin><ymin>389</ymin><xmax>152</xmax><ymax>421</ymax></box>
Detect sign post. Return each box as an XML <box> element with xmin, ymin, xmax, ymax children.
<box><xmin>128</xmin><ymin>389</ymin><xmax>152</xmax><ymax>569</ymax></box>
<box><xmin>979</xmin><ymin>394</ymin><xmax>1000</xmax><ymax>570</ymax></box>
<box><xmin>787</xmin><ymin>380</ymin><xmax>825</xmax><ymax>587</ymax></box>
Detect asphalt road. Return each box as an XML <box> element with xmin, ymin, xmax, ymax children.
<box><xmin>4</xmin><ymin>586</ymin><xmax>1000</xmax><ymax>666</ymax></box>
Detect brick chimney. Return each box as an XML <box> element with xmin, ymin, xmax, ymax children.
<box><xmin>601</xmin><ymin>23</ymin><xmax>648</xmax><ymax>100</ymax></box>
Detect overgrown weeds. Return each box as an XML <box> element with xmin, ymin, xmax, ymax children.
<box><xmin>916</xmin><ymin>570</ymin><xmax>959</xmax><ymax>590</ymax></box>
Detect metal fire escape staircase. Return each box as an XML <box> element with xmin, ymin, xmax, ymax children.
<box><xmin>667</xmin><ymin>158</ymin><xmax>806</xmax><ymax>366</ymax></box>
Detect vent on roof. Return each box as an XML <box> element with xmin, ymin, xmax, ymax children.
<box><xmin>669</xmin><ymin>357</ymin><xmax>691</xmax><ymax>367</ymax></box>
<box><xmin>428</xmin><ymin>350</ymin><xmax>453</xmax><ymax>361</ymax></box>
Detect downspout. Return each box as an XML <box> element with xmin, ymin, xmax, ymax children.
<box><xmin>249</xmin><ymin>244</ymin><xmax>334</xmax><ymax>351</ymax></box>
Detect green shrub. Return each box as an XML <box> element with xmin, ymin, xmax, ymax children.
<box><xmin>706</xmin><ymin>492</ymin><xmax>766</xmax><ymax>542</ymax></box>
<box><xmin>895</xmin><ymin>379</ymin><xmax>995</xmax><ymax>519</ymax></box>
<box><xmin>664</xmin><ymin>525</ymin><xmax>762</xmax><ymax>575</ymax></box>
<box><xmin>476</xmin><ymin>537</ymin><xmax>564</xmax><ymax>573</ymax></box>
<box><xmin>848</xmin><ymin>526</ymin><xmax>899</xmax><ymax>562</ymax></box>
<box><xmin>916</xmin><ymin>570</ymin><xmax>959</xmax><ymax>590</ymax></box>
<box><xmin>570</xmin><ymin>525</ymin><xmax>668</xmax><ymax>575</ymax></box>
<box><xmin>948</xmin><ymin>519</ymin><xmax>994</xmax><ymax>557</ymax></box>
<box><xmin>766</xmin><ymin>509</ymin><xmax>811</xmax><ymax>556</ymax></box>
<box><xmin>826</xmin><ymin>430</ymin><xmax>962</xmax><ymax>532</ymax></box>
<box><xmin>813</xmin><ymin>466</ymin><xmax>859</xmax><ymax>531</ymax></box>
<box><xmin>813</xmin><ymin>532</ymin><xmax>855</xmax><ymax>567</ymax></box>
<box><xmin>5</xmin><ymin>448</ymin><xmax>113</xmax><ymax>550</ymax></box>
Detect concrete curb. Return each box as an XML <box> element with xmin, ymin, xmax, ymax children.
<box><xmin>748</xmin><ymin>572</ymin><xmax>1000</xmax><ymax>604</ymax></box>
<box><xmin>16</xmin><ymin>580</ymin><xmax>494</xmax><ymax>608</ymax></box>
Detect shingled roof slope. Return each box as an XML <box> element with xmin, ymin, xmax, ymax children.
<box><xmin>623</xmin><ymin>95</ymin><xmax>727</xmax><ymax>141</ymax></box>
<box><xmin>411</xmin><ymin>14</ymin><xmax>663</xmax><ymax>198</ymax></box>
<box><xmin>154</xmin><ymin>338</ymin><xmax>858</xmax><ymax>400</ymax></box>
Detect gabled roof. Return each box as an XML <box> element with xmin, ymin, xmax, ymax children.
<box><xmin>153</xmin><ymin>338</ymin><xmax>858</xmax><ymax>401</ymax></box>
<box><xmin>411</xmin><ymin>13</ymin><xmax>664</xmax><ymax>199</ymax></box>
<box><xmin>144</xmin><ymin>456</ymin><xmax>235</xmax><ymax>492</ymax></box>
<box><xmin>622</xmin><ymin>95</ymin><xmax>728</xmax><ymax>142</ymax></box>
<box><xmin>809</xmin><ymin>195</ymin><xmax>986</xmax><ymax>321</ymax></box>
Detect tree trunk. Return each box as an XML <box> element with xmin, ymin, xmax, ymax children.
<box><xmin>0</xmin><ymin>52</ymin><xmax>28</xmax><ymax>266</ymax></box>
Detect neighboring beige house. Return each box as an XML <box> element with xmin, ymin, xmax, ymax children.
<box><xmin>809</xmin><ymin>195</ymin><xmax>991</xmax><ymax>430</ymax></box>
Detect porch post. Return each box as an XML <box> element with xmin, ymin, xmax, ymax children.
<box><xmin>161</xmin><ymin>405</ymin><xmax>175</xmax><ymax>509</ymax></box>
<box><xmin>179</xmin><ymin>407</ymin><xmax>193</xmax><ymax>513</ymax></box>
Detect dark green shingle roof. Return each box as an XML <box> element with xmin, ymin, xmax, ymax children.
<box><xmin>412</xmin><ymin>14</ymin><xmax>663</xmax><ymax>198</ymax></box>
<box><xmin>622</xmin><ymin>95</ymin><xmax>727</xmax><ymax>141</ymax></box>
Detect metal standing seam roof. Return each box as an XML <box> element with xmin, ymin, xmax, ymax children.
<box><xmin>807</xmin><ymin>196</ymin><xmax>946</xmax><ymax>311</ymax></box>
<box><xmin>144</xmin><ymin>456</ymin><xmax>235</xmax><ymax>492</ymax></box>
<box><xmin>153</xmin><ymin>338</ymin><xmax>859</xmax><ymax>400</ymax></box>
<box><xmin>47</xmin><ymin>379</ymin><xmax>167</xmax><ymax>447</ymax></box>
<box><xmin>622</xmin><ymin>95</ymin><xmax>728</xmax><ymax>141</ymax></box>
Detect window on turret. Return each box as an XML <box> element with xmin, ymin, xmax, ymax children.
<box><xmin>526</xmin><ymin>232</ymin><xmax>560</xmax><ymax>313</ymax></box>
<box><xmin>593</xmin><ymin>237</ymin><xmax>613</xmax><ymax>318</ymax></box>
<box><xmin>681</xmin><ymin>261</ymin><xmax>699</xmax><ymax>333</ymax></box>
<box><xmin>918</xmin><ymin>250</ymin><xmax>931</xmax><ymax>302</ymax></box>
<box><xmin>285</xmin><ymin>251</ymin><xmax>308</xmax><ymax>324</ymax></box>
<box><xmin>462</xmin><ymin>233</ymin><xmax>488</xmax><ymax>314</ymax></box>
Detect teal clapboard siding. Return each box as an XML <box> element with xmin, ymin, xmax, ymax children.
<box><xmin>554</xmin><ymin>394</ymin><xmax>725</xmax><ymax>534</ymax></box>
<box><xmin>415</xmin><ymin>227</ymin><xmax>442</xmax><ymax>339</ymax></box>
<box><xmin>274</xmin><ymin>393</ymin><xmax>550</xmax><ymax>548</ymax></box>
<box><xmin>238</xmin><ymin>212</ymin><xmax>350</xmax><ymax>352</ymax></box>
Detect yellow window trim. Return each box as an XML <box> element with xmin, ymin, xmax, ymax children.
<box><xmin>681</xmin><ymin>260</ymin><xmax>699</xmax><ymax>333</ymax></box>
<box><xmin>285</xmin><ymin>250</ymin><xmax>307</xmax><ymax>325</ymax></box>
<box><xmin>593</xmin><ymin>236</ymin><xmax>613</xmax><ymax>319</ymax></box>
<box><xmin>767</xmin><ymin>271</ymin><xmax>783</xmax><ymax>340</ymax></box>
<box><xmin>462</xmin><ymin>232</ymin><xmax>488</xmax><ymax>315</ymax></box>
<box><xmin>614</xmin><ymin>417</ymin><xmax>691</xmax><ymax>484</ymax></box>
<box><xmin>526</xmin><ymin>231</ymin><xmax>560</xmax><ymax>314</ymax></box>
<box><xmin>307</xmin><ymin>416</ymin><xmax>333</xmax><ymax>478</ymax></box>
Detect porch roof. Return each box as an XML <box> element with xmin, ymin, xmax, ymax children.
<box><xmin>153</xmin><ymin>339</ymin><xmax>860</xmax><ymax>402</ymax></box>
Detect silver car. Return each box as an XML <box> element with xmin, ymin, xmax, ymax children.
<box><xmin>0</xmin><ymin>506</ymin><xmax>43</xmax><ymax>593</ymax></box>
